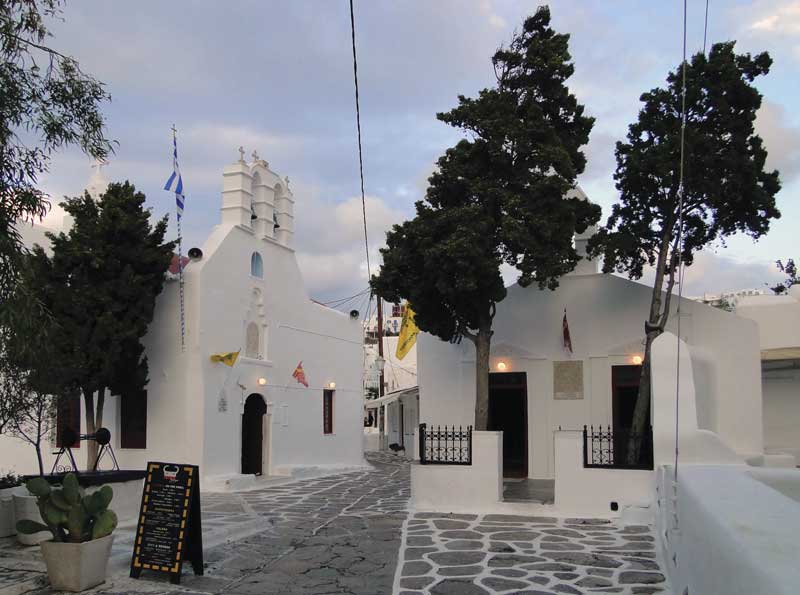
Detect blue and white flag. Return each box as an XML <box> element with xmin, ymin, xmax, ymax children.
<box><xmin>164</xmin><ymin>132</ymin><xmax>185</xmax><ymax>220</ymax></box>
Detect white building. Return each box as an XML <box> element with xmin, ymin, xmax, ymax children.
<box><xmin>2</xmin><ymin>152</ymin><xmax>367</xmax><ymax>483</ymax></box>
<box><xmin>417</xmin><ymin>229</ymin><xmax>763</xmax><ymax>480</ymax></box>
<box><xmin>735</xmin><ymin>285</ymin><xmax>800</xmax><ymax>463</ymax></box>
<box><xmin>363</xmin><ymin>311</ymin><xmax>419</xmax><ymax>454</ymax></box>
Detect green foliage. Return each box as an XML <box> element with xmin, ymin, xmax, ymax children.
<box><xmin>0</xmin><ymin>0</ymin><xmax>113</xmax><ymax>303</ymax></box>
<box><xmin>24</xmin><ymin>182</ymin><xmax>175</xmax><ymax>446</ymax></box>
<box><xmin>0</xmin><ymin>472</ymin><xmax>22</xmax><ymax>489</ymax></box>
<box><xmin>372</xmin><ymin>6</ymin><xmax>599</xmax><ymax>342</ymax></box>
<box><xmin>371</xmin><ymin>8</ymin><xmax>599</xmax><ymax>429</ymax></box>
<box><xmin>585</xmin><ymin>42</ymin><xmax>781</xmax><ymax>455</ymax></box>
<box><xmin>588</xmin><ymin>43</ymin><xmax>781</xmax><ymax>282</ymax></box>
<box><xmin>25</xmin><ymin>476</ymin><xmax>51</xmax><ymax>497</ymax></box>
<box><xmin>16</xmin><ymin>473</ymin><xmax>117</xmax><ymax>542</ymax></box>
<box><xmin>772</xmin><ymin>259</ymin><xmax>797</xmax><ymax>294</ymax></box>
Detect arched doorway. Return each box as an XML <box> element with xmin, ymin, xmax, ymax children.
<box><xmin>242</xmin><ymin>394</ymin><xmax>267</xmax><ymax>475</ymax></box>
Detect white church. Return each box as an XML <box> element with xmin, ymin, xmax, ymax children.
<box><xmin>3</xmin><ymin>152</ymin><xmax>367</xmax><ymax>484</ymax></box>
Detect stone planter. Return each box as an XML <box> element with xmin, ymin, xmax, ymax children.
<box><xmin>1</xmin><ymin>486</ymin><xmax>20</xmax><ymax>537</ymax></box>
<box><xmin>40</xmin><ymin>534</ymin><xmax>114</xmax><ymax>592</ymax></box>
<box><xmin>12</xmin><ymin>493</ymin><xmax>50</xmax><ymax>545</ymax></box>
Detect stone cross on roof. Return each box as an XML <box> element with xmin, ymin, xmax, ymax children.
<box><xmin>238</xmin><ymin>146</ymin><xmax>246</xmax><ymax>162</ymax></box>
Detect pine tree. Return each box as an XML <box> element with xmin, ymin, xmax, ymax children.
<box><xmin>372</xmin><ymin>8</ymin><xmax>599</xmax><ymax>429</ymax></box>
<box><xmin>588</xmin><ymin>43</ymin><xmax>781</xmax><ymax>460</ymax></box>
<box><xmin>28</xmin><ymin>182</ymin><xmax>175</xmax><ymax>467</ymax></box>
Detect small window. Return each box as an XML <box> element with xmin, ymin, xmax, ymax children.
<box><xmin>245</xmin><ymin>322</ymin><xmax>260</xmax><ymax>359</ymax></box>
<box><xmin>323</xmin><ymin>390</ymin><xmax>334</xmax><ymax>434</ymax></box>
<box><xmin>56</xmin><ymin>396</ymin><xmax>81</xmax><ymax>448</ymax></box>
<box><xmin>250</xmin><ymin>252</ymin><xmax>263</xmax><ymax>278</ymax></box>
<box><xmin>121</xmin><ymin>391</ymin><xmax>147</xmax><ymax>449</ymax></box>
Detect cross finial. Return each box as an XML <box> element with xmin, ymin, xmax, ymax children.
<box><xmin>90</xmin><ymin>158</ymin><xmax>107</xmax><ymax>172</ymax></box>
<box><xmin>171</xmin><ymin>123</ymin><xmax>177</xmax><ymax>136</ymax></box>
<box><xmin>251</xmin><ymin>149</ymin><xmax>260</xmax><ymax>162</ymax></box>
<box><xmin>284</xmin><ymin>176</ymin><xmax>290</xmax><ymax>187</ymax></box>
<box><xmin>238</xmin><ymin>146</ymin><xmax>246</xmax><ymax>162</ymax></box>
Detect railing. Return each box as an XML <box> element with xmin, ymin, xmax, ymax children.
<box><xmin>419</xmin><ymin>423</ymin><xmax>472</xmax><ymax>465</ymax></box>
<box><xmin>583</xmin><ymin>425</ymin><xmax>653</xmax><ymax>470</ymax></box>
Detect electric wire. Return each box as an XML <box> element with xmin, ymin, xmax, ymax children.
<box><xmin>321</xmin><ymin>287</ymin><xmax>371</xmax><ymax>307</ymax></box>
<box><xmin>703</xmin><ymin>0</ymin><xmax>710</xmax><ymax>55</ymax></box>
<box><xmin>348</xmin><ymin>0</ymin><xmax>371</xmax><ymax>284</ymax></box>
<box><xmin>674</xmin><ymin>0</ymin><xmax>690</xmax><ymax>484</ymax></box>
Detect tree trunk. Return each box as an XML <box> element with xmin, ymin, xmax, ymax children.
<box><xmin>474</xmin><ymin>326</ymin><xmax>492</xmax><ymax>431</ymax></box>
<box><xmin>627</xmin><ymin>231</ymin><xmax>674</xmax><ymax>465</ymax></box>
<box><xmin>35</xmin><ymin>443</ymin><xmax>44</xmax><ymax>476</ymax></box>
<box><xmin>83</xmin><ymin>388</ymin><xmax>97</xmax><ymax>470</ymax></box>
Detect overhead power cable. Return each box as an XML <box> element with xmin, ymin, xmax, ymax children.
<box><xmin>674</xmin><ymin>0</ymin><xmax>690</xmax><ymax>484</ymax></box>
<box><xmin>349</xmin><ymin>0</ymin><xmax>371</xmax><ymax>283</ymax></box>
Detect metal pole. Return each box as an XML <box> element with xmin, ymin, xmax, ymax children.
<box><xmin>377</xmin><ymin>296</ymin><xmax>385</xmax><ymax>398</ymax></box>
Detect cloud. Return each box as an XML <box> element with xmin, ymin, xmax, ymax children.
<box><xmin>755</xmin><ymin>100</ymin><xmax>800</xmax><ymax>183</ymax></box>
<box><xmin>294</xmin><ymin>189</ymin><xmax>408</xmax><ymax>300</ymax></box>
<box><xmin>636</xmin><ymin>250</ymin><xmax>785</xmax><ymax>297</ymax></box>
<box><xmin>750</xmin><ymin>1</ymin><xmax>800</xmax><ymax>34</ymax></box>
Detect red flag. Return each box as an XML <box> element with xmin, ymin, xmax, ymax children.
<box><xmin>562</xmin><ymin>309</ymin><xmax>573</xmax><ymax>354</ymax></box>
<box><xmin>292</xmin><ymin>361</ymin><xmax>309</xmax><ymax>387</ymax></box>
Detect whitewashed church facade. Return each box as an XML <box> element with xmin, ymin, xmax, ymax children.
<box><xmin>3</xmin><ymin>153</ymin><xmax>367</xmax><ymax>483</ymax></box>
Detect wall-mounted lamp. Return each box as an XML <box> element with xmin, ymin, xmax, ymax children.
<box><xmin>257</xmin><ymin>377</ymin><xmax>268</xmax><ymax>386</ymax></box>
<box><xmin>496</xmin><ymin>361</ymin><xmax>508</xmax><ymax>372</ymax></box>
<box><xmin>632</xmin><ymin>355</ymin><xmax>643</xmax><ymax>365</ymax></box>
<box><xmin>327</xmin><ymin>382</ymin><xmax>336</xmax><ymax>389</ymax></box>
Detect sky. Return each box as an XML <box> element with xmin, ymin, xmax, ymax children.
<box><xmin>35</xmin><ymin>0</ymin><xmax>799</xmax><ymax>305</ymax></box>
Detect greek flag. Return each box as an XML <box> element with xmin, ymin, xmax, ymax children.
<box><xmin>164</xmin><ymin>133</ymin><xmax>185</xmax><ymax>220</ymax></box>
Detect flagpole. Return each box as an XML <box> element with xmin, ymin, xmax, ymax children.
<box><xmin>171</xmin><ymin>124</ymin><xmax>186</xmax><ymax>352</ymax></box>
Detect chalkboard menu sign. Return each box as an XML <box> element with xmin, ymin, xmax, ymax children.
<box><xmin>130</xmin><ymin>462</ymin><xmax>203</xmax><ymax>584</ymax></box>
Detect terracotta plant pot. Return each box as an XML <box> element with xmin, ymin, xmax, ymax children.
<box><xmin>12</xmin><ymin>493</ymin><xmax>50</xmax><ymax>545</ymax></box>
<box><xmin>40</xmin><ymin>534</ymin><xmax>114</xmax><ymax>592</ymax></box>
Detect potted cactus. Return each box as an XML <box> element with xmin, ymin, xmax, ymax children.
<box><xmin>16</xmin><ymin>473</ymin><xmax>118</xmax><ymax>592</ymax></box>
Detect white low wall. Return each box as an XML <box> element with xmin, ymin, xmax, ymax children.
<box><xmin>554</xmin><ymin>431</ymin><xmax>652</xmax><ymax>517</ymax></box>
<box><xmin>657</xmin><ymin>464</ymin><xmax>800</xmax><ymax>595</ymax></box>
<box><xmin>411</xmin><ymin>431</ymin><xmax>502</xmax><ymax>512</ymax></box>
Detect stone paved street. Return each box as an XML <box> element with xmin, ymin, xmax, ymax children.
<box><xmin>1</xmin><ymin>454</ymin><xmax>670</xmax><ymax>595</ymax></box>
<box><xmin>394</xmin><ymin>513</ymin><xmax>668</xmax><ymax>595</ymax></box>
<box><xmin>0</xmin><ymin>452</ymin><xmax>409</xmax><ymax>595</ymax></box>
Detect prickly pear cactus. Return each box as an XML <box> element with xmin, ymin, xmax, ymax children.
<box><xmin>16</xmin><ymin>473</ymin><xmax>117</xmax><ymax>542</ymax></box>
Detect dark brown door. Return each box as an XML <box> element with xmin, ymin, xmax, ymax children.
<box><xmin>242</xmin><ymin>394</ymin><xmax>267</xmax><ymax>475</ymax></box>
<box><xmin>612</xmin><ymin>365</ymin><xmax>642</xmax><ymax>463</ymax></box>
<box><xmin>489</xmin><ymin>372</ymin><xmax>528</xmax><ymax>478</ymax></box>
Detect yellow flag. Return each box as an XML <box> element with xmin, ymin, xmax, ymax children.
<box><xmin>210</xmin><ymin>350</ymin><xmax>240</xmax><ymax>367</ymax></box>
<box><xmin>396</xmin><ymin>305</ymin><xmax>419</xmax><ymax>360</ymax></box>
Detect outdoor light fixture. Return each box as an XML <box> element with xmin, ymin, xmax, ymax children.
<box><xmin>257</xmin><ymin>377</ymin><xmax>267</xmax><ymax>386</ymax></box>
<box><xmin>327</xmin><ymin>382</ymin><xmax>336</xmax><ymax>389</ymax></box>
<box><xmin>496</xmin><ymin>361</ymin><xmax>508</xmax><ymax>372</ymax></box>
<box><xmin>632</xmin><ymin>355</ymin><xmax>643</xmax><ymax>365</ymax></box>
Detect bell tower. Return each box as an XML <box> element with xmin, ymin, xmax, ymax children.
<box><xmin>219</xmin><ymin>147</ymin><xmax>295</xmax><ymax>249</ymax></box>
<box><xmin>221</xmin><ymin>147</ymin><xmax>253</xmax><ymax>228</ymax></box>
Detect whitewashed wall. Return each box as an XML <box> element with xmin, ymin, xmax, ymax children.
<box><xmin>419</xmin><ymin>272</ymin><xmax>763</xmax><ymax>479</ymax></box>
<box><xmin>762</xmin><ymin>369</ymin><xmax>800</xmax><ymax>460</ymax></box>
<box><xmin>553</xmin><ymin>431</ymin><xmax>652</xmax><ymax>517</ymax></box>
<box><xmin>411</xmin><ymin>431</ymin><xmax>502</xmax><ymax>511</ymax></box>
<box><xmin>2</xmin><ymin>162</ymin><xmax>366</xmax><ymax>480</ymax></box>
<box><xmin>657</xmin><ymin>464</ymin><xmax>800</xmax><ymax>595</ymax></box>
<box><xmin>735</xmin><ymin>288</ymin><xmax>800</xmax><ymax>461</ymax></box>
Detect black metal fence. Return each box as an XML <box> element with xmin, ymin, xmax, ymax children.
<box><xmin>583</xmin><ymin>425</ymin><xmax>653</xmax><ymax>470</ymax></box>
<box><xmin>419</xmin><ymin>423</ymin><xmax>472</xmax><ymax>465</ymax></box>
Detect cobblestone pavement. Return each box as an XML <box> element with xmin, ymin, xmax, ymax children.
<box><xmin>394</xmin><ymin>514</ymin><xmax>669</xmax><ymax>595</ymax></box>
<box><xmin>0</xmin><ymin>451</ymin><xmax>410</xmax><ymax>595</ymax></box>
<box><xmin>1</xmin><ymin>456</ymin><xmax>671</xmax><ymax>595</ymax></box>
